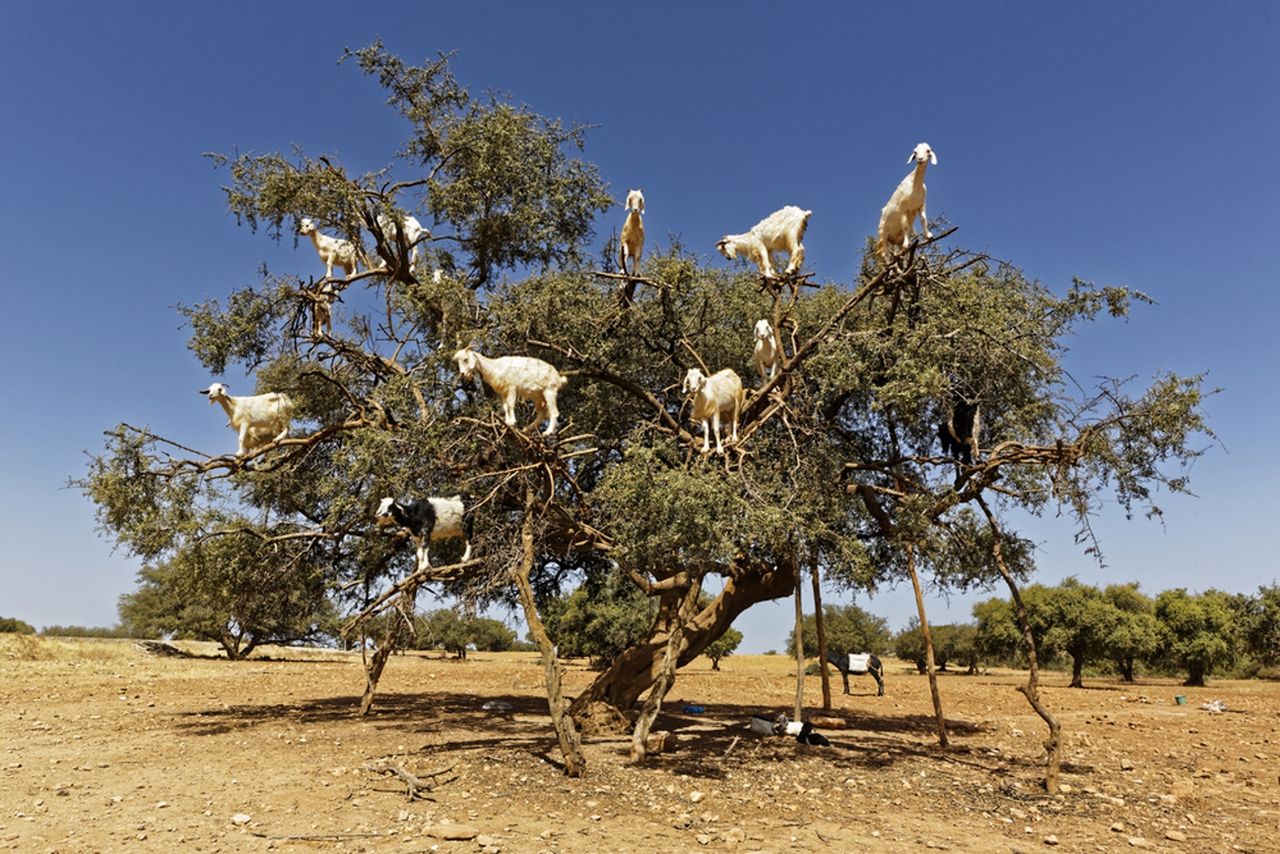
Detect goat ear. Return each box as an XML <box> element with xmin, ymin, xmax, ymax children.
<box><xmin>907</xmin><ymin>151</ymin><xmax>916</xmax><ymax>164</ymax></box>
<box><xmin>929</xmin><ymin>150</ymin><xmax>938</xmax><ymax>165</ymax></box>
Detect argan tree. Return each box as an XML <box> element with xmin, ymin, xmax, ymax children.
<box><xmin>81</xmin><ymin>46</ymin><xmax>1212</xmax><ymax>782</ymax></box>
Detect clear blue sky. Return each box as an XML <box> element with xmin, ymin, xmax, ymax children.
<box><xmin>1</xmin><ymin>2</ymin><xmax>1276</xmax><ymax>651</ymax></box>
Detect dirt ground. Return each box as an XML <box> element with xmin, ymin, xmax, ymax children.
<box><xmin>1</xmin><ymin>636</ymin><xmax>1276</xmax><ymax>853</ymax></box>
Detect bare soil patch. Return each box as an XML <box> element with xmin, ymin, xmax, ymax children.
<box><xmin>1</xmin><ymin>637</ymin><xmax>1276</xmax><ymax>852</ymax></box>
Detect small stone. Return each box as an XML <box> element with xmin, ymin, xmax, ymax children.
<box><xmin>230</xmin><ymin>813</ymin><xmax>251</xmax><ymax>826</ymax></box>
<box><xmin>1057</xmin><ymin>784</ymin><xmax>1072</xmax><ymax>794</ymax></box>
<box><xmin>397</xmin><ymin>810</ymin><xmax>410</xmax><ymax>822</ymax></box>
<box><xmin>689</xmin><ymin>790</ymin><xmax>705</xmax><ymax>804</ymax></box>
<box><xmin>1127</xmin><ymin>837</ymin><xmax>1151</xmax><ymax>849</ymax></box>
<box><xmin>425</xmin><ymin>824</ymin><xmax>478</xmax><ymax>841</ymax></box>
<box><xmin>1044</xmin><ymin>835</ymin><xmax>1059</xmax><ymax>845</ymax></box>
<box><xmin>476</xmin><ymin>834</ymin><xmax>498</xmax><ymax>846</ymax></box>
<box><xmin>1111</xmin><ymin>823</ymin><xmax>1125</xmax><ymax>833</ymax></box>
<box><xmin>695</xmin><ymin>833</ymin><xmax>711</xmax><ymax>845</ymax></box>
<box><xmin>1165</xmin><ymin>830</ymin><xmax>1187</xmax><ymax>842</ymax></box>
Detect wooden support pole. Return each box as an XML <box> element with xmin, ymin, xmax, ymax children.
<box><xmin>792</xmin><ymin>552</ymin><xmax>805</xmax><ymax>722</ymax></box>
<box><xmin>810</xmin><ymin>555</ymin><xmax>832</xmax><ymax>712</ymax></box>
<box><xmin>906</xmin><ymin>542</ymin><xmax>949</xmax><ymax>747</ymax></box>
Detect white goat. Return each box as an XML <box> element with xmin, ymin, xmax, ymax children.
<box><xmin>310</xmin><ymin>281</ymin><xmax>338</xmax><ymax>339</ymax></box>
<box><xmin>753</xmin><ymin>318</ymin><xmax>780</xmax><ymax>381</ymax></box>
<box><xmin>877</xmin><ymin>142</ymin><xmax>937</xmax><ymax>263</ymax></box>
<box><xmin>453</xmin><ymin>347</ymin><xmax>569</xmax><ymax>435</ymax></box>
<box><xmin>716</xmin><ymin>206</ymin><xmax>812</xmax><ymax>278</ymax></box>
<box><xmin>375</xmin><ymin>212</ymin><xmax>429</xmax><ymax>267</ymax></box>
<box><xmin>618</xmin><ymin>189</ymin><xmax>645</xmax><ymax>276</ymax></box>
<box><xmin>682</xmin><ymin>367</ymin><xmax>744</xmax><ymax>454</ymax></box>
<box><xmin>198</xmin><ymin>382</ymin><xmax>295</xmax><ymax>456</ymax></box>
<box><xmin>299</xmin><ymin>218</ymin><xmax>362</xmax><ymax>279</ymax></box>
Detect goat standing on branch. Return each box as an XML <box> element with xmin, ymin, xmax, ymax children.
<box><xmin>375</xmin><ymin>212</ymin><xmax>429</xmax><ymax>268</ymax></box>
<box><xmin>299</xmin><ymin>217</ymin><xmax>363</xmax><ymax>279</ymax></box>
<box><xmin>198</xmin><ymin>383</ymin><xmax>294</xmax><ymax>457</ymax></box>
<box><xmin>375</xmin><ymin>495</ymin><xmax>473</xmax><ymax>570</ymax></box>
<box><xmin>877</xmin><ymin>142</ymin><xmax>936</xmax><ymax>264</ymax></box>
<box><xmin>752</xmin><ymin>318</ymin><xmax>780</xmax><ymax>381</ymax></box>
<box><xmin>618</xmin><ymin>189</ymin><xmax>645</xmax><ymax>277</ymax></box>
<box><xmin>453</xmin><ymin>346</ymin><xmax>569</xmax><ymax>435</ymax></box>
<box><xmin>716</xmin><ymin>205</ymin><xmax>811</xmax><ymax>279</ymax></box>
<box><xmin>682</xmin><ymin>367</ymin><xmax>744</xmax><ymax>455</ymax></box>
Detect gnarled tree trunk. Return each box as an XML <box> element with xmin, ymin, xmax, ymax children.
<box><xmin>570</xmin><ymin>561</ymin><xmax>795</xmax><ymax>716</ymax></box>
<box><xmin>514</xmin><ymin>492</ymin><xmax>585</xmax><ymax>777</ymax></box>
<box><xmin>979</xmin><ymin>496</ymin><xmax>1061</xmax><ymax>793</ymax></box>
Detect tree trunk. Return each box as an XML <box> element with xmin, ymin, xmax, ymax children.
<box><xmin>905</xmin><ymin>542</ymin><xmax>949</xmax><ymax>747</ymax></box>
<box><xmin>360</xmin><ymin>616</ymin><xmax>402</xmax><ymax>715</ymax></box>
<box><xmin>514</xmin><ymin>493</ymin><xmax>585</xmax><ymax>777</ymax></box>
<box><xmin>570</xmin><ymin>561</ymin><xmax>795</xmax><ymax>715</ymax></box>
<box><xmin>792</xmin><ymin>555</ymin><xmax>805</xmax><ymax>722</ymax></box>
<box><xmin>1184</xmin><ymin>661</ymin><xmax>1206</xmax><ymax>687</ymax></box>
<box><xmin>1069</xmin><ymin>652</ymin><xmax>1085</xmax><ymax>688</ymax></box>
<box><xmin>810</xmin><ymin>556</ymin><xmax>832</xmax><ymax>711</ymax></box>
<box><xmin>1118</xmin><ymin>657</ymin><xmax>1135</xmax><ymax>682</ymax></box>
<box><xmin>978</xmin><ymin>496</ymin><xmax>1060</xmax><ymax>793</ymax></box>
<box><xmin>630</xmin><ymin>579</ymin><xmax>702</xmax><ymax>762</ymax></box>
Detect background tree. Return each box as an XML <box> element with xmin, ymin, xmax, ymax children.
<box><xmin>1040</xmin><ymin>578</ymin><xmax>1117</xmax><ymax>688</ymax></box>
<box><xmin>789</xmin><ymin>604</ymin><xmax>891</xmax><ymax>659</ymax></box>
<box><xmin>1155</xmin><ymin>588</ymin><xmax>1239</xmax><ymax>686</ymax></box>
<box><xmin>39</xmin><ymin>625</ymin><xmax>130</xmax><ymax>638</ymax></box>
<box><xmin>894</xmin><ymin>621</ymin><xmax>978</xmax><ymax>673</ymax></box>
<box><xmin>0</xmin><ymin>617</ymin><xmax>35</xmax><ymax>634</ymax></box>
<box><xmin>542</xmin><ymin>573</ymin><xmax>656</xmax><ymax>668</ymax></box>
<box><xmin>1102</xmin><ymin>582</ymin><xmax>1160</xmax><ymax>681</ymax></box>
<box><xmin>1232</xmin><ymin>583</ymin><xmax>1280</xmax><ymax>672</ymax></box>
<box><xmin>408</xmin><ymin>608</ymin><xmax>517</xmax><ymax>657</ymax></box>
<box><xmin>117</xmin><ymin>534</ymin><xmax>335</xmax><ymax>659</ymax></box>
<box><xmin>705</xmin><ymin>627</ymin><xmax>743</xmax><ymax>671</ymax></box>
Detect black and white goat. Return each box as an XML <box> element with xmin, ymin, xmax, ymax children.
<box><xmin>374</xmin><ymin>495</ymin><xmax>473</xmax><ymax>570</ymax></box>
<box><xmin>824</xmin><ymin>650</ymin><xmax>885</xmax><ymax>696</ymax></box>
<box><xmin>938</xmin><ymin>397</ymin><xmax>981</xmax><ymax>491</ymax></box>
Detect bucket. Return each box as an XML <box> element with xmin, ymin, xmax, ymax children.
<box><xmin>1174</xmin><ymin>695</ymin><xmax>1187</xmax><ymax>705</ymax></box>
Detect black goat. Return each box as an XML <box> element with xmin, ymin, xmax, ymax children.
<box><xmin>796</xmin><ymin>721</ymin><xmax>830</xmax><ymax>746</ymax></box>
<box><xmin>824</xmin><ymin>650</ymin><xmax>885</xmax><ymax>696</ymax></box>
<box><xmin>938</xmin><ymin>398</ymin><xmax>981</xmax><ymax>466</ymax></box>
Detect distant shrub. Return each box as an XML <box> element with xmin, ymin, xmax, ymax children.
<box><xmin>40</xmin><ymin>625</ymin><xmax>131</xmax><ymax>638</ymax></box>
<box><xmin>0</xmin><ymin>617</ymin><xmax>36</xmax><ymax>634</ymax></box>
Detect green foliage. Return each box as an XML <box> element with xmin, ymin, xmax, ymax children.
<box><xmin>1233</xmin><ymin>583</ymin><xmax>1280</xmax><ymax>668</ymax></box>
<box><xmin>1155</xmin><ymin>588</ymin><xmax>1240</xmax><ymax>686</ymax></box>
<box><xmin>1102</xmin><ymin>583</ymin><xmax>1160</xmax><ymax>680</ymax></box>
<box><xmin>705</xmin><ymin>627</ymin><xmax>743</xmax><ymax>670</ymax></box>
<box><xmin>40</xmin><ymin>625</ymin><xmax>130</xmax><ymax>638</ymax></box>
<box><xmin>0</xmin><ymin>617</ymin><xmax>36</xmax><ymax>634</ymax></box>
<box><xmin>785</xmin><ymin>604</ymin><xmax>891</xmax><ymax>658</ymax></box>
<box><xmin>408</xmin><ymin>609</ymin><xmax>516</xmax><ymax>657</ymax></box>
<box><xmin>543</xmin><ymin>573</ymin><xmax>655</xmax><ymax>668</ymax></box>
<box><xmin>893</xmin><ymin>620</ymin><xmax>979</xmax><ymax>673</ymax></box>
<box><xmin>117</xmin><ymin>532</ymin><xmax>336</xmax><ymax>659</ymax></box>
<box><xmin>78</xmin><ymin>44</ymin><xmax>1217</xmax><ymax>711</ymax></box>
